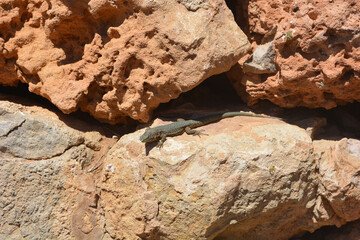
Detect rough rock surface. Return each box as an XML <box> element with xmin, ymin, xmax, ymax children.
<box><xmin>0</xmin><ymin>0</ymin><xmax>250</xmax><ymax>123</ymax></box>
<box><xmin>0</xmin><ymin>109</ymin><xmax>84</xmax><ymax>160</ymax></box>
<box><xmin>315</xmin><ymin>138</ymin><xmax>360</xmax><ymax>225</ymax></box>
<box><xmin>0</xmin><ymin>99</ymin><xmax>115</xmax><ymax>240</ymax></box>
<box><xmin>228</xmin><ymin>0</ymin><xmax>360</xmax><ymax>109</ymax></box>
<box><xmin>100</xmin><ymin>115</ymin><xmax>360</xmax><ymax>240</ymax></box>
<box><xmin>1</xmin><ymin>98</ymin><xmax>360</xmax><ymax>239</ymax></box>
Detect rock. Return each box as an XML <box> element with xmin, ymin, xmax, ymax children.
<box><xmin>0</xmin><ymin>0</ymin><xmax>250</xmax><ymax>123</ymax></box>
<box><xmin>101</xmin><ymin>115</ymin><xmax>320</xmax><ymax>239</ymax></box>
<box><xmin>1</xmin><ymin>97</ymin><xmax>360</xmax><ymax>239</ymax></box>
<box><xmin>100</xmin><ymin>115</ymin><xmax>360</xmax><ymax>239</ymax></box>
<box><xmin>0</xmin><ymin>110</ymin><xmax>85</xmax><ymax>160</ymax></box>
<box><xmin>0</xmin><ymin>109</ymin><xmax>25</xmax><ymax>137</ymax></box>
<box><xmin>0</xmin><ymin>99</ymin><xmax>114</xmax><ymax>240</ymax></box>
<box><xmin>315</xmin><ymin>138</ymin><xmax>360</xmax><ymax>224</ymax></box>
<box><xmin>243</xmin><ymin>41</ymin><xmax>277</xmax><ymax>74</ymax></box>
<box><xmin>228</xmin><ymin>0</ymin><xmax>360</xmax><ymax>109</ymax></box>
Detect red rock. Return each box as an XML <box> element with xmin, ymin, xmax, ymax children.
<box><xmin>0</xmin><ymin>0</ymin><xmax>250</xmax><ymax>123</ymax></box>
<box><xmin>228</xmin><ymin>0</ymin><xmax>360</xmax><ymax>109</ymax></box>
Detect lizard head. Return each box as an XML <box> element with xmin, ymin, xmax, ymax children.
<box><xmin>140</xmin><ymin>127</ymin><xmax>159</xmax><ymax>143</ymax></box>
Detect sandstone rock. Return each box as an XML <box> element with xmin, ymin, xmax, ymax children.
<box><xmin>0</xmin><ymin>0</ymin><xmax>250</xmax><ymax>123</ymax></box>
<box><xmin>1</xmin><ymin>97</ymin><xmax>360</xmax><ymax>239</ymax></box>
<box><xmin>101</xmin><ymin>115</ymin><xmax>321</xmax><ymax>239</ymax></box>
<box><xmin>0</xmin><ymin>99</ymin><xmax>113</xmax><ymax>239</ymax></box>
<box><xmin>228</xmin><ymin>0</ymin><xmax>360</xmax><ymax>109</ymax></box>
<box><xmin>99</xmin><ymin>115</ymin><xmax>360</xmax><ymax>239</ymax></box>
<box><xmin>315</xmin><ymin>138</ymin><xmax>360</xmax><ymax>224</ymax></box>
<box><xmin>0</xmin><ymin>109</ymin><xmax>85</xmax><ymax>160</ymax></box>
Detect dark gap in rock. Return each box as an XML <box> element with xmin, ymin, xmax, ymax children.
<box><xmin>290</xmin><ymin>219</ymin><xmax>360</xmax><ymax>240</ymax></box>
<box><xmin>323</xmin><ymin>101</ymin><xmax>360</xmax><ymax>139</ymax></box>
<box><xmin>154</xmin><ymin>73</ymin><xmax>249</xmax><ymax>118</ymax></box>
<box><xmin>224</xmin><ymin>0</ymin><xmax>250</xmax><ymax>36</ymax></box>
<box><xmin>342</xmin><ymin>69</ymin><xmax>354</xmax><ymax>82</ymax></box>
<box><xmin>0</xmin><ymin>82</ymin><xmax>57</xmax><ymax>110</ymax></box>
<box><xmin>280</xmin><ymin>102</ymin><xmax>360</xmax><ymax>141</ymax></box>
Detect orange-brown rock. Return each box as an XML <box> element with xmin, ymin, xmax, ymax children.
<box><xmin>315</xmin><ymin>138</ymin><xmax>360</xmax><ymax>225</ymax></box>
<box><xmin>100</xmin><ymin>115</ymin><xmax>360</xmax><ymax>239</ymax></box>
<box><xmin>228</xmin><ymin>0</ymin><xmax>360</xmax><ymax>109</ymax></box>
<box><xmin>0</xmin><ymin>0</ymin><xmax>250</xmax><ymax>123</ymax></box>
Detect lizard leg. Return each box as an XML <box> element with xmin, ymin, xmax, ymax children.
<box><xmin>185</xmin><ymin>127</ymin><xmax>208</xmax><ymax>137</ymax></box>
<box><xmin>157</xmin><ymin>135</ymin><xmax>167</xmax><ymax>148</ymax></box>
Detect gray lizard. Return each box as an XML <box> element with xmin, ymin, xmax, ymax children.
<box><xmin>140</xmin><ymin>112</ymin><xmax>280</xmax><ymax>147</ymax></box>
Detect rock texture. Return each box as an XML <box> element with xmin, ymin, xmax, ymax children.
<box><xmin>0</xmin><ymin>0</ymin><xmax>250</xmax><ymax>123</ymax></box>
<box><xmin>315</xmin><ymin>138</ymin><xmax>360</xmax><ymax>225</ymax></box>
<box><xmin>100</xmin><ymin>115</ymin><xmax>360</xmax><ymax>240</ymax></box>
<box><xmin>0</xmin><ymin>99</ymin><xmax>115</xmax><ymax>240</ymax></box>
<box><xmin>2</xmin><ymin>0</ymin><xmax>360</xmax><ymax>239</ymax></box>
<box><xmin>1</xmin><ymin>99</ymin><xmax>360</xmax><ymax>239</ymax></box>
<box><xmin>228</xmin><ymin>0</ymin><xmax>360</xmax><ymax>109</ymax></box>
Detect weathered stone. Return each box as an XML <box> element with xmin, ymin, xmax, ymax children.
<box><xmin>101</xmin><ymin>115</ymin><xmax>320</xmax><ymax>239</ymax></box>
<box><xmin>243</xmin><ymin>41</ymin><xmax>277</xmax><ymax>74</ymax></box>
<box><xmin>0</xmin><ymin>0</ymin><xmax>250</xmax><ymax>123</ymax></box>
<box><xmin>228</xmin><ymin>0</ymin><xmax>360</xmax><ymax>109</ymax></box>
<box><xmin>99</xmin><ymin>114</ymin><xmax>360</xmax><ymax>239</ymax></box>
<box><xmin>0</xmin><ymin>99</ymin><xmax>113</xmax><ymax>240</ymax></box>
<box><xmin>315</xmin><ymin>138</ymin><xmax>360</xmax><ymax>224</ymax></box>
<box><xmin>0</xmin><ymin>110</ymin><xmax>25</xmax><ymax>137</ymax></box>
<box><xmin>1</xmin><ymin>98</ymin><xmax>360</xmax><ymax>239</ymax></box>
<box><xmin>0</xmin><ymin>112</ymin><xmax>85</xmax><ymax>160</ymax></box>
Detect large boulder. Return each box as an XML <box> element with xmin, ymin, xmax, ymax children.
<box><xmin>0</xmin><ymin>0</ymin><xmax>250</xmax><ymax>123</ymax></box>
<box><xmin>100</xmin><ymin>114</ymin><xmax>360</xmax><ymax>239</ymax></box>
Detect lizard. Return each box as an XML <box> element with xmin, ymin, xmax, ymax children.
<box><xmin>140</xmin><ymin>112</ymin><xmax>280</xmax><ymax>147</ymax></box>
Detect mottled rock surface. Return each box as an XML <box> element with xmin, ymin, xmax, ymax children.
<box><xmin>0</xmin><ymin>99</ymin><xmax>115</xmax><ymax>240</ymax></box>
<box><xmin>1</xmin><ymin>0</ymin><xmax>360</xmax><ymax>238</ymax></box>
<box><xmin>0</xmin><ymin>110</ymin><xmax>84</xmax><ymax>159</ymax></box>
<box><xmin>228</xmin><ymin>0</ymin><xmax>360</xmax><ymax>109</ymax></box>
<box><xmin>1</xmin><ymin>98</ymin><xmax>360</xmax><ymax>239</ymax></box>
<box><xmin>100</xmin><ymin>115</ymin><xmax>360</xmax><ymax>240</ymax></box>
<box><xmin>0</xmin><ymin>0</ymin><xmax>250</xmax><ymax>123</ymax></box>
<box><xmin>315</xmin><ymin>138</ymin><xmax>360</xmax><ymax>225</ymax></box>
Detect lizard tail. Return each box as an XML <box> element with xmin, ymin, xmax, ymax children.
<box><xmin>221</xmin><ymin>112</ymin><xmax>282</xmax><ymax>120</ymax></box>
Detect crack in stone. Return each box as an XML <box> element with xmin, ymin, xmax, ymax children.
<box><xmin>1</xmin><ymin>118</ymin><xmax>26</xmax><ymax>138</ymax></box>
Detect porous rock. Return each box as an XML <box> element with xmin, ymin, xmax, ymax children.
<box><xmin>228</xmin><ymin>0</ymin><xmax>360</xmax><ymax>109</ymax></box>
<box><xmin>0</xmin><ymin>0</ymin><xmax>250</xmax><ymax>123</ymax></box>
